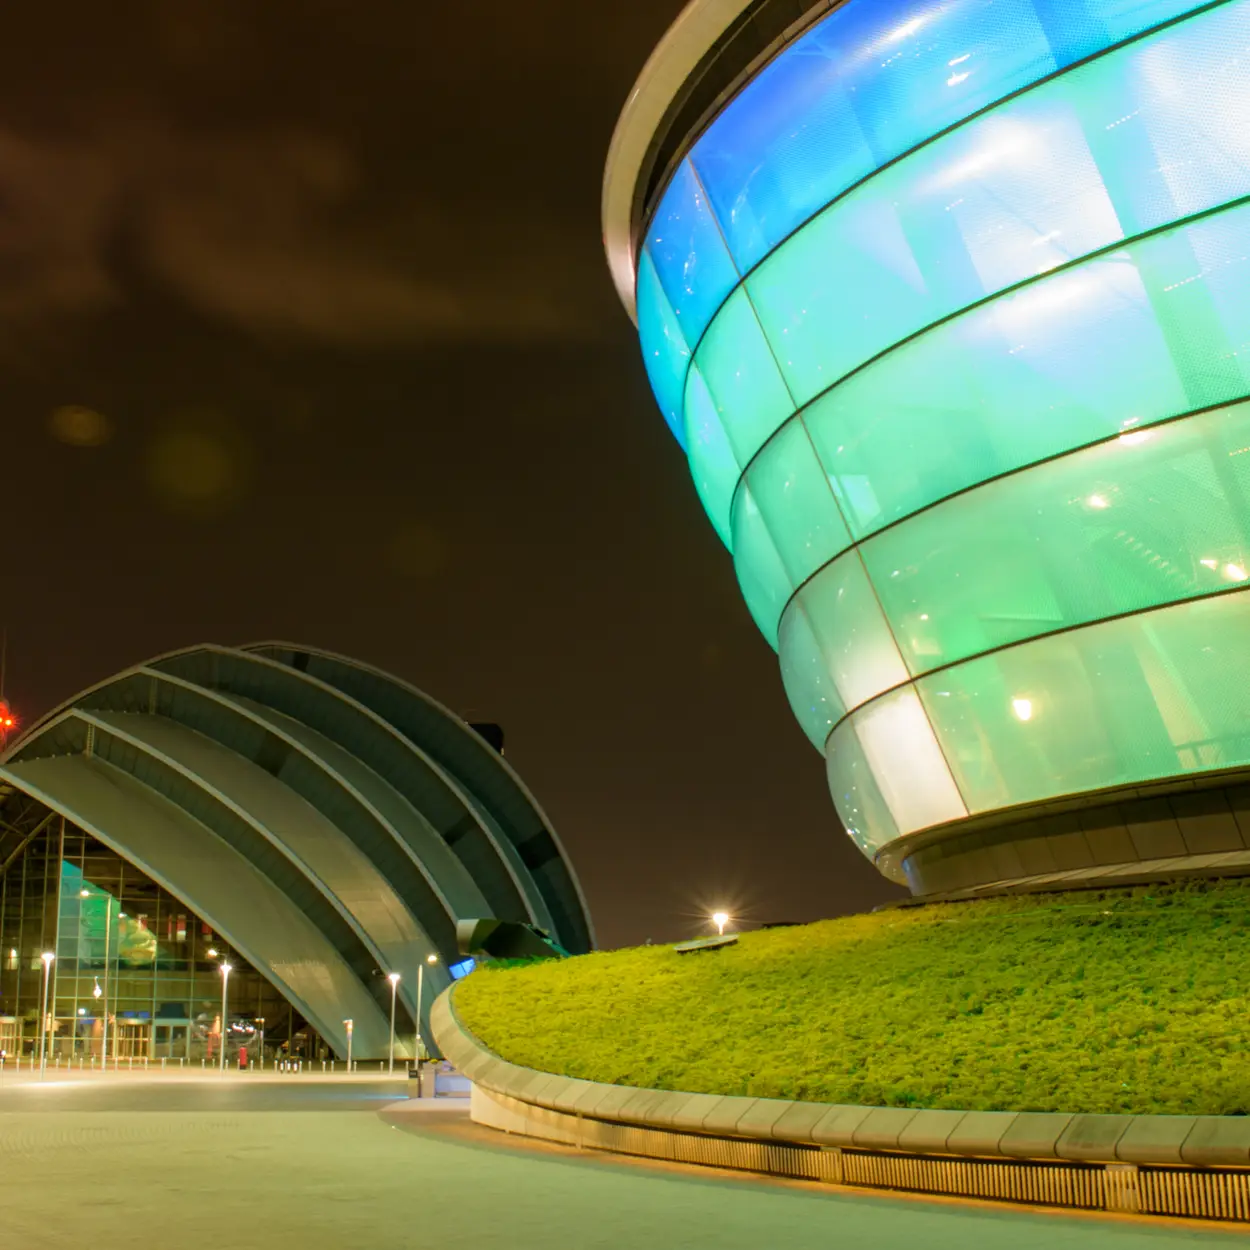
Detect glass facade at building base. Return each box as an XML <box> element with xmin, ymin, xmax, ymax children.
<box><xmin>0</xmin><ymin>808</ymin><xmax>311</xmax><ymax>1064</ymax></box>
<box><xmin>614</xmin><ymin>0</ymin><xmax>1250</xmax><ymax>887</ymax></box>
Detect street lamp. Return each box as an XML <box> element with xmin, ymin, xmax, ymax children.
<box><xmin>387</xmin><ymin>972</ymin><xmax>401</xmax><ymax>1075</ymax></box>
<box><xmin>415</xmin><ymin>953</ymin><xmax>438</xmax><ymax>1061</ymax></box>
<box><xmin>257</xmin><ymin>1017</ymin><xmax>265</xmax><ymax>1070</ymax></box>
<box><xmin>711</xmin><ymin>911</ymin><xmax>730</xmax><ymax>937</ymax></box>
<box><xmin>219</xmin><ymin>963</ymin><xmax>232</xmax><ymax>1073</ymax></box>
<box><xmin>344</xmin><ymin>1018</ymin><xmax>353</xmax><ymax>1073</ymax></box>
<box><xmin>38</xmin><ymin>952</ymin><xmax>55</xmax><ymax>1076</ymax></box>
<box><xmin>80</xmin><ymin>888</ymin><xmax>117</xmax><ymax>1065</ymax></box>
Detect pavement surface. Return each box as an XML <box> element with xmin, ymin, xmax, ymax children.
<box><xmin>0</xmin><ymin>1076</ymin><xmax>1240</xmax><ymax>1249</ymax></box>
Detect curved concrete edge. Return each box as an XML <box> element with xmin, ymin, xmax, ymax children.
<box><xmin>430</xmin><ymin>988</ymin><xmax>1250</xmax><ymax>1169</ymax></box>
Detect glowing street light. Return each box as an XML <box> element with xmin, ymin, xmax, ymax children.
<box><xmin>344</xmin><ymin>1018</ymin><xmax>354</xmax><ymax>1073</ymax></box>
<box><xmin>711</xmin><ymin>911</ymin><xmax>730</xmax><ymax>937</ymax></box>
<box><xmin>387</xmin><ymin>972</ymin><xmax>401</xmax><ymax>1075</ymax></box>
<box><xmin>38</xmin><ymin>952</ymin><xmax>55</xmax><ymax>1077</ymax></box>
<box><xmin>219</xmin><ymin>963</ymin><xmax>232</xmax><ymax>1073</ymax></box>
<box><xmin>416</xmin><ymin>953</ymin><xmax>438</xmax><ymax>1061</ymax></box>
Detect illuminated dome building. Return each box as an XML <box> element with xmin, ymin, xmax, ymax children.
<box><xmin>606</xmin><ymin>0</ymin><xmax>1250</xmax><ymax>895</ymax></box>
<box><xmin>0</xmin><ymin>644</ymin><xmax>591</xmax><ymax>1061</ymax></box>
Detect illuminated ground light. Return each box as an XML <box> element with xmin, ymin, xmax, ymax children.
<box><xmin>607</xmin><ymin>0</ymin><xmax>1250</xmax><ymax>893</ymax></box>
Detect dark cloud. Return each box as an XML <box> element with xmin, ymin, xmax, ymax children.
<box><xmin>0</xmin><ymin>0</ymin><xmax>902</xmax><ymax>948</ymax></box>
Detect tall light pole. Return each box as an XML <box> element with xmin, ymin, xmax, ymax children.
<box><xmin>81</xmin><ymin>888</ymin><xmax>115</xmax><ymax>1065</ymax></box>
<box><xmin>387</xmin><ymin>972</ymin><xmax>400</xmax><ymax>1075</ymax></box>
<box><xmin>712</xmin><ymin>911</ymin><xmax>730</xmax><ymax>937</ymax></box>
<box><xmin>344</xmin><ymin>1019</ymin><xmax>353</xmax><ymax>1073</ymax></box>
<box><xmin>219</xmin><ymin>962</ymin><xmax>232</xmax><ymax>1073</ymax></box>
<box><xmin>257</xmin><ymin>1017</ymin><xmax>265</xmax><ymax>1070</ymax></box>
<box><xmin>415</xmin><ymin>953</ymin><xmax>438</xmax><ymax>1061</ymax></box>
<box><xmin>38</xmin><ymin>951</ymin><xmax>55</xmax><ymax>1076</ymax></box>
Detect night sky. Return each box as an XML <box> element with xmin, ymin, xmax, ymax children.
<box><xmin>2</xmin><ymin>1</ymin><xmax>901</xmax><ymax>948</ymax></box>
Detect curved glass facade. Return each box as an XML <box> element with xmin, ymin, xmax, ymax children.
<box><xmin>632</xmin><ymin>0</ymin><xmax>1250</xmax><ymax>864</ymax></box>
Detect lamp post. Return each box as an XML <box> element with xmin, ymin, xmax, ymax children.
<box><xmin>80</xmin><ymin>888</ymin><xmax>116</xmax><ymax>1065</ymax></box>
<box><xmin>257</xmin><ymin>1017</ymin><xmax>265</xmax><ymax>1070</ymax></box>
<box><xmin>415</xmin><ymin>953</ymin><xmax>438</xmax><ymax>1061</ymax></box>
<box><xmin>711</xmin><ymin>911</ymin><xmax>730</xmax><ymax>937</ymax></box>
<box><xmin>344</xmin><ymin>1019</ymin><xmax>353</xmax><ymax>1073</ymax></box>
<box><xmin>219</xmin><ymin>962</ymin><xmax>232</xmax><ymax>1073</ymax></box>
<box><xmin>38</xmin><ymin>952</ymin><xmax>54</xmax><ymax>1077</ymax></box>
<box><xmin>387</xmin><ymin>972</ymin><xmax>400</xmax><ymax>1075</ymax></box>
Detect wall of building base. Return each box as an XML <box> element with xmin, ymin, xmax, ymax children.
<box><xmin>471</xmin><ymin>1084</ymin><xmax>1250</xmax><ymax>1222</ymax></box>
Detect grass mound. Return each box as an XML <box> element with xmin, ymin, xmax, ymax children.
<box><xmin>454</xmin><ymin>879</ymin><xmax>1250</xmax><ymax>1115</ymax></box>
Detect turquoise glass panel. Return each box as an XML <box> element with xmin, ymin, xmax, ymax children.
<box><xmin>806</xmin><ymin>200</ymin><xmax>1250</xmax><ymax>539</ymax></box>
<box><xmin>794</xmin><ymin>553</ymin><xmax>909</xmax><ymax>710</ymax></box>
<box><xmin>749</xmin><ymin>2</ymin><xmax>1250</xmax><ymax>404</ymax></box>
<box><xmin>646</xmin><ymin>161</ymin><xmax>739</xmax><ymax>344</ymax></box>
<box><xmin>731</xmin><ymin>484</ymin><xmax>792</xmax><ymax>648</ymax></box>
<box><xmin>778</xmin><ymin>599</ymin><xmax>846</xmax><ymax>749</ymax></box>
<box><xmin>746</xmin><ymin>419</ymin><xmax>852</xmax><ymax>586</ymax></box>
<box><xmin>918</xmin><ymin>590</ymin><xmax>1250</xmax><ymax>815</ymax></box>
<box><xmin>635</xmin><ymin>250</ymin><xmax>691</xmax><ymax>449</ymax></box>
<box><xmin>696</xmin><ymin>287</ymin><xmax>796</xmax><ymax>466</ymax></box>
<box><xmin>683</xmin><ymin>365</ymin><xmax>740</xmax><ymax>548</ymax></box>
<box><xmin>865</xmin><ymin>402</ymin><xmax>1250</xmax><ymax>673</ymax></box>
<box><xmin>689</xmin><ymin>0</ymin><xmax>1212</xmax><ymax>272</ymax></box>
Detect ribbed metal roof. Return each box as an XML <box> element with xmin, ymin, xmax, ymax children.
<box><xmin>0</xmin><ymin>643</ymin><xmax>593</xmax><ymax>1059</ymax></box>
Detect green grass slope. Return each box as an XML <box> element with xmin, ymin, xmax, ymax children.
<box><xmin>454</xmin><ymin>880</ymin><xmax>1250</xmax><ymax>1115</ymax></box>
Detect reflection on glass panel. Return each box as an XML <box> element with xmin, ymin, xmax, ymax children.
<box><xmin>645</xmin><ymin>161</ymin><xmax>739</xmax><ymax>344</ymax></box>
<box><xmin>690</xmin><ymin>0</ymin><xmax>1213</xmax><ymax>272</ymax></box>
<box><xmin>636</xmin><ymin>250</ymin><xmax>691</xmax><ymax>449</ymax></box>
<box><xmin>695</xmin><ymin>287</ymin><xmax>795</xmax><ymax>466</ymax></box>
<box><xmin>0</xmin><ymin>816</ymin><xmax>318</xmax><ymax>1062</ymax></box>
<box><xmin>749</xmin><ymin>0</ymin><xmax>1250</xmax><ymax>404</ymax></box>
<box><xmin>806</xmin><ymin>200</ymin><xmax>1250</xmax><ymax>539</ymax></box>
<box><xmin>866</xmin><ymin>402</ymin><xmax>1250</xmax><ymax>672</ymax></box>
<box><xmin>917</xmin><ymin>589</ymin><xmax>1250</xmax><ymax>816</ymax></box>
<box><xmin>793</xmin><ymin>552</ymin><xmax>910</xmax><ymax>710</ymax></box>
<box><xmin>731</xmin><ymin>484</ymin><xmax>793</xmax><ymax>648</ymax></box>
<box><xmin>779</xmin><ymin>599</ymin><xmax>847</xmax><ymax>749</ymax></box>
<box><xmin>827</xmin><ymin>685</ymin><xmax>966</xmax><ymax>852</ymax></box>
<box><xmin>746</xmin><ymin>419</ymin><xmax>851</xmax><ymax>586</ymax></box>
<box><xmin>684</xmin><ymin>364</ymin><xmax>741</xmax><ymax>548</ymax></box>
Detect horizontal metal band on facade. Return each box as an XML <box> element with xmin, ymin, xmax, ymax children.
<box><xmin>431</xmin><ymin>988</ymin><xmax>1250</xmax><ymax>1222</ymax></box>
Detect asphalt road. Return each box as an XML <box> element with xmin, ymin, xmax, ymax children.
<box><xmin>0</xmin><ymin>1077</ymin><xmax>1237</xmax><ymax>1249</ymax></box>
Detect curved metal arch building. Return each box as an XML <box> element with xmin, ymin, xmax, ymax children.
<box><xmin>0</xmin><ymin>643</ymin><xmax>592</xmax><ymax>1059</ymax></box>
<box><xmin>608</xmin><ymin>0</ymin><xmax>1250</xmax><ymax>896</ymax></box>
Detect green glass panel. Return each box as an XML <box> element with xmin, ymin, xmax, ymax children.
<box><xmin>731</xmin><ymin>484</ymin><xmax>792</xmax><ymax>649</ymax></box>
<box><xmin>695</xmin><ymin>286</ymin><xmax>795</xmax><ymax>466</ymax></box>
<box><xmin>797</xmin><ymin>553</ymin><xmax>909</xmax><ymax>710</ymax></box>
<box><xmin>827</xmin><ymin>686</ymin><xmax>966</xmax><ymax>855</ymax></box>
<box><xmin>805</xmin><ymin>202</ymin><xmax>1250</xmax><ymax>539</ymax></box>
<box><xmin>917</xmin><ymin>590</ymin><xmax>1250</xmax><ymax>816</ymax></box>
<box><xmin>683</xmin><ymin>364</ymin><xmax>740</xmax><ymax>548</ymax></box>
<box><xmin>746</xmin><ymin>419</ymin><xmax>851</xmax><ymax>586</ymax></box>
<box><xmin>865</xmin><ymin>402</ymin><xmax>1250</xmax><ymax>673</ymax></box>
<box><xmin>778</xmin><ymin>599</ymin><xmax>846</xmax><ymax>749</ymax></box>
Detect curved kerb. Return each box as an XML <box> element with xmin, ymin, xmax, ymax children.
<box><xmin>430</xmin><ymin>986</ymin><xmax>1250</xmax><ymax>1223</ymax></box>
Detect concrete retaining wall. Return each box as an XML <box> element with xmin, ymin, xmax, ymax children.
<box><xmin>431</xmin><ymin>988</ymin><xmax>1250</xmax><ymax>1221</ymax></box>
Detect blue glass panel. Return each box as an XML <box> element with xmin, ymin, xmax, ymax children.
<box><xmin>689</xmin><ymin>0</ymin><xmax>1212</xmax><ymax>271</ymax></box>
<box><xmin>749</xmin><ymin>2</ymin><xmax>1250</xmax><ymax>405</ymax></box>
<box><xmin>636</xmin><ymin>249</ymin><xmax>691</xmax><ymax>448</ymax></box>
<box><xmin>645</xmin><ymin>161</ymin><xmax>739</xmax><ymax>345</ymax></box>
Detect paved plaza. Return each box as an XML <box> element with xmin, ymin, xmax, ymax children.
<box><xmin>0</xmin><ymin>1075</ymin><xmax>1238</xmax><ymax>1249</ymax></box>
